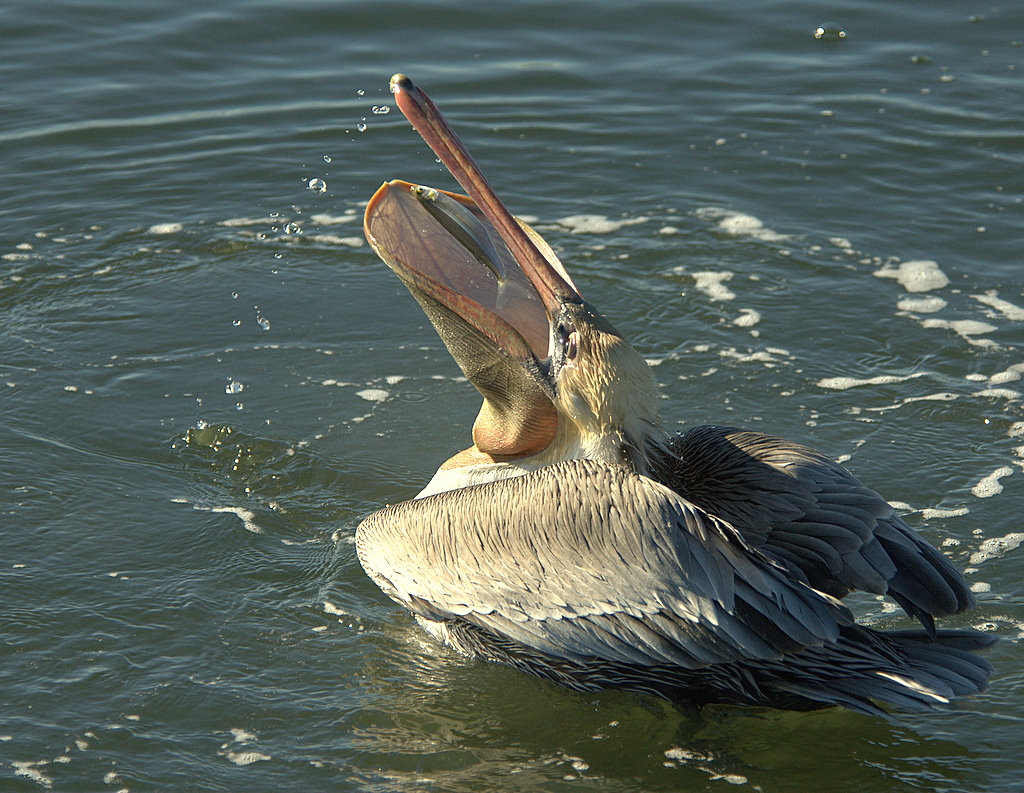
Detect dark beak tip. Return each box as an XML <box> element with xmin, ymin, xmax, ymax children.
<box><xmin>390</xmin><ymin>73</ymin><xmax>413</xmax><ymax>94</ymax></box>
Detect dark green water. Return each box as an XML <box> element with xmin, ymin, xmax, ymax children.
<box><xmin>3</xmin><ymin>2</ymin><xmax>1022</xmax><ymax>790</ymax></box>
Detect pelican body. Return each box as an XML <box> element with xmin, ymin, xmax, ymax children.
<box><xmin>356</xmin><ymin>74</ymin><xmax>993</xmax><ymax>714</ymax></box>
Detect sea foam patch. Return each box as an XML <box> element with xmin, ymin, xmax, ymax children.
<box><xmin>970</xmin><ymin>466</ymin><xmax>1014</xmax><ymax>498</ymax></box>
<box><xmin>897</xmin><ymin>295</ymin><xmax>947</xmax><ymax>313</ymax></box>
<box><xmin>817</xmin><ymin>372</ymin><xmax>928</xmax><ymax>391</ymax></box>
<box><xmin>873</xmin><ymin>260</ymin><xmax>949</xmax><ymax>292</ymax></box>
<box><xmin>972</xmin><ymin>290</ymin><xmax>1024</xmax><ymax>321</ymax></box>
<box><xmin>694</xmin><ymin>207</ymin><xmax>790</xmax><ymax>242</ymax></box>
<box><xmin>920</xmin><ymin>318</ymin><xmax>997</xmax><ymax>348</ymax></box>
<box><xmin>969</xmin><ymin>532</ymin><xmax>1024</xmax><ymax>565</ymax></box>
<box><xmin>690</xmin><ymin>271</ymin><xmax>736</xmax><ymax>301</ymax></box>
<box><xmin>556</xmin><ymin>214</ymin><xmax>648</xmax><ymax>234</ymax></box>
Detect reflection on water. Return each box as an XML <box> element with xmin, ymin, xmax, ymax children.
<box><xmin>346</xmin><ymin>615</ymin><xmax>988</xmax><ymax>792</ymax></box>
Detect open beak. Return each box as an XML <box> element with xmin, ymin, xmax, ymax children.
<box><xmin>363</xmin><ymin>75</ymin><xmax>585</xmax><ymax>458</ymax></box>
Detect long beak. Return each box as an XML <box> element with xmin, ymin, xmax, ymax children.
<box><xmin>363</xmin><ymin>75</ymin><xmax>590</xmax><ymax>458</ymax></box>
<box><xmin>388</xmin><ymin>73</ymin><xmax>581</xmax><ymax>320</ymax></box>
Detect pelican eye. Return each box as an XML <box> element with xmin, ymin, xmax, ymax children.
<box><xmin>556</xmin><ymin>322</ymin><xmax>578</xmax><ymax>363</ymax></box>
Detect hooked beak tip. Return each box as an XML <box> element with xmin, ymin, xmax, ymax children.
<box><xmin>390</xmin><ymin>73</ymin><xmax>413</xmax><ymax>95</ymax></box>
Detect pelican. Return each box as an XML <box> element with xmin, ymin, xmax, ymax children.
<box><xmin>356</xmin><ymin>74</ymin><xmax>993</xmax><ymax>714</ymax></box>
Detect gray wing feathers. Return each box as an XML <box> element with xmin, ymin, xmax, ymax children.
<box><xmin>666</xmin><ymin>426</ymin><xmax>974</xmax><ymax>633</ymax></box>
<box><xmin>356</xmin><ymin>459</ymin><xmax>847</xmax><ymax>669</ymax></box>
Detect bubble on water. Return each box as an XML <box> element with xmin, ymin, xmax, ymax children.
<box><xmin>814</xmin><ymin>22</ymin><xmax>846</xmax><ymax>41</ymax></box>
<box><xmin>225</xmin><ymin>380</ymin><xmax>244</xmax><ymax>395</ymax></box>
<box><xmin>231</xmin><ymin>319</ymin><xmax>241</xmax><ymax>327</ymax></box>
<box><xmin>308</xmin><ymin>178</ymin><xmax>326</xmax><ymax>194</ymax></box>
<box><xmin>371</xmin><ymin>105</ymin><xmax>390</xmax><ymax>115</ymax></box>
<box><xmin>284</xmin><ymin>222</ymin><xmax>301</xmax><ymax>235</ymax></box>
<box><xmin>323</xmin><ymin>154</ymin><xmax>332</xmax><ymax>163</ymax></box>
<box><xmin>357</xmin><ymin>120</ymin><xmax>367</xmax><ymax>133</ymax></box>
<box><xmin>356</xmin><ymin>88</ymin><xmax>365</xmax><ymax>96</ymax></box>
<box><xmin>231</xmin><ymin>291</ymin><xmax>238</xmax><ymax>299</ymax></box>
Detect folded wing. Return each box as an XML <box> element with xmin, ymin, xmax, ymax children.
<box><xmin>357</xmin><ymin>459</ymin><xmax>852</xmax><ymax>670</ymax></box>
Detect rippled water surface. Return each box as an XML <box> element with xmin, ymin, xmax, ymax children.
<box><xmin>3</xmin><ymin>2</ymin><xmax>1023</xmax><ymax>790</ymax></box>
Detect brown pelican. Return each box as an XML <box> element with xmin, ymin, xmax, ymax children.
<box><xmin>356</xmin><ymin>74</ymin><xmax>993</xmax><ymax>714</ymax></box>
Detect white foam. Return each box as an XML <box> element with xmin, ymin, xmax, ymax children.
<box><xmin>718</xmin><ymin>347</ymin><xmax>785</xmax><ymax>364</ymax></box>
<box><xmin>897</xmin><ymin>295</ymin><xmax>947</xmax><ymax>313</ymax></box>
<box><xmin>733</xmin><ymin>308</ymin><xmax>761</xmax><ymax>327</ymax></box>
<box><xmin>974</xmin><ymin>387</ymin><xmax>1021</xmax><ymax>399</ymax></box>
<box><xmin>219</xmin><ymin>217</ymin><xmax>268</xmax><ymax>227</ymax></box>
<box><xmin>665</xmin><ymin>747</ymin><xmax>708</xmax><ymax>762</ymax></box>
<box><xmin>12</xmin><ymin>761</ymin><xmax>52</xmax><ymax>788</ymax></box>
<box><xmin>920</xmin><ymin>318</ymin><xmax>997</xmax><ymax>347</ymax></box>
<box><xmin>921</xmin><ymin>506</ymin><xmax>969</xmax><ymax>519</ymax></box>
<box><xmin>147</xmin><ymin>222</ymin><xmax>183</xmax><ymax>235</ymax></box>
<box><xmin>988</xmin><ymin>364</ymin><xmax>1024</xmax><ymax>385</ymax></box>
<box><xmin>695</xmin><ymin>207</ymin><xmax>790</xmax><ymax>241</ymax></box>
<box><xmin>310</xmin><ymin>213</ymin><xmax>357</xmax><ymax>225</ymax></box>
<box><xmin>691</xmin><ymin>271</ymin><xmax>736</xmax><ymax>301</ymax></box>
<box><xmin>306</xmin><ymin>234</ymin><xmax>364</xmax><ymax>247</ymax></box>
<box><xmin>970</xmin><ymin>466</ymin><xmax>1014</xmax><ymax>498</ymax></box>
<box><xmin>972</xmin><ymin>289</ymin><xmax>1024</xmax><ymax>321</ymax></box>
<box><xmin>229</xmin><ymin>728</ymin><xmax>257</xmax><ymax>743</ymax></box>
<box><xmin>816</xmin><ymin>372</ymin><xmax>927</xmax><ymax>390</ymax></box>
<box><xmin>969</xmin><ymin>532</ymin><xmax>1024</xmax><ymax>565</ymax></box>
<box><xmin>873</xmin><ymin>260</ymin><xmax>949</xmax><ymax>292</ymax></box>
<box><xmin>225</xmin><ymin>750</ymin><xmax>271</xmax><ymax>766</ymax></box>
<box><xmin>556</xmin><ymin>214</ymin><xmax>648</xmax><ymax>234</ymax></box>
<box><xmin>355</xmin><ymin>388</ymin><xmax>389</xmax><ymax>402</ymax></box>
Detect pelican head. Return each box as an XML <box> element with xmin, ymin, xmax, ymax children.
<box><xmin>364</xmin><ymin>75</ymin><xmax>662</xmax><ymax>490</ymax></box>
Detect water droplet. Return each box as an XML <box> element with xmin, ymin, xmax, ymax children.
<box><xmin>814</xmin><ymin>22</ymin><xmax>846</xmax><ymax>41</ymax></box>
<box><xmin>226</xmin><ymin>380</ymin><xmax>245</xmax><ymax>395</ymax></box>
<box><xmin>231</xmin><ymin>291</ymin><xmax>238</xmax><ymax>299</ymax></box>
<box><xmin>371</xmin><ymin>105</ymin><xmax>390</xmax><ymax>115</ymax></box>
<box><xmin>356</xmin><ymin>89</ymin><xmax>365</xmax><ymax>96</ymax></box>
<box><xmin>357</xmin><ymin>121</ymin><xmax>367</xmax><ymax>133</ymax></box>
<box><xmin>284</xmin><ymin>222</ymin><xmax>301</xmax><ymax>235</ymax></box>
<box><xmin>323</xmin><ymin>154</ymin><xmax>332</xmax><ymax>163</ymax></box>
<box><xmin>231</xmin><ymin>319</ymin><xmax>241</xmax><ymax>327</ymax></box>
<box><xmin>269</xmin><ymin>211</ymin><xmax>279</xmax><ymax>218</ymax></box>
<box><xmin>235</xmin><ymin>402</ymin><xmax>244</xmax><ymax>411</ymax></box>
<box><xmin>308</xmin><ymin>178</ymin><xmax>326</xmax><ymax>194</ymax></box>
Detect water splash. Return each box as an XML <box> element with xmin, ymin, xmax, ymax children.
<box><xmin>814</xmin><ymin>22</ymin><xmax>846</xmax><ymax>41</ymax></box>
